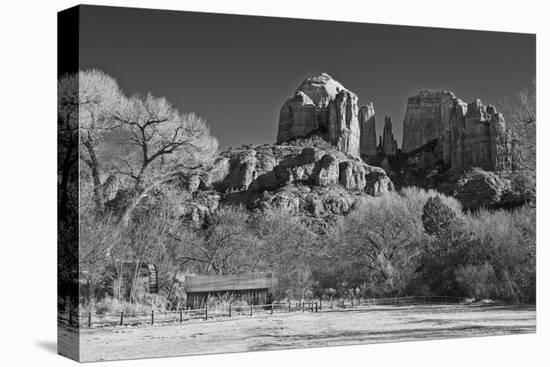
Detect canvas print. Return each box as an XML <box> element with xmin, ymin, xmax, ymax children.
<box><xmin>57</xmin><ymin>5</ymin><xmax>536</xmax><ymax>362</ymax></box>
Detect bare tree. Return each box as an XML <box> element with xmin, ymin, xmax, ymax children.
<box><xmin>340</xmin><ymin>194</ymin><xmax>424</xmax><ymax>293</ymax></box>
<box><xmin>72</xmin><ymin>70</ymin><xmax>124</xmax><ymax>213</ymax></box>
<box><xmin>168</xmin><ymin>206</ymin><xmax>255</xmax><ymax>275</ymax></box>
<box><xmin>57</xmin><ymin>73</ymin><xmax>80</xmax><ymax>219</ymax></box>
<box><xmin>79</xmin><ymin>214</ymin><xmax>121</xmax><ymax>303</ymax></box>
<box><xmin>501</xmin><ymin>80</ymin><xmax>536</xmax><ymax>200</ymax></box>
<box><xmin>110</xmin><ymin>93</ymin><xmax>218</xmax><ymax>223</ymax></box>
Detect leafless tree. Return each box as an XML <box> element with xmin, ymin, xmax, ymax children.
<box><xmin>501</xmin><ymin>80</ymin><xmax>536</xmax><ymax>200</ymax></box>
<box><xmin>58</xmin><ymin>70</ymin><xmax>125</xmax><ymax>214</ymax></box>
<box><xmin>168</xmin><ymin>206</ymin><xmax>255</xmax><ymax>275</ymax></box>
<box><xmin>339</xmin><ymin>194</ymin><xmax>424</xmax><ymax>293</ymax></box>
<box><xmin>110</xmin><ymin>93</ymin><xmax>218</xmax><ymax>223</ymax></box>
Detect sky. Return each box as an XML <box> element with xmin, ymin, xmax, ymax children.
<box><xmin>79</xmin><ymin>5</ymin><xmax>535</xmax><ymax>150</ymax></box>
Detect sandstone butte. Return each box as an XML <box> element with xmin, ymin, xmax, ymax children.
<box><xmin>277</xmin><ymin>73</ymin><xmax>513</xmax><ymax>176</ymax></box>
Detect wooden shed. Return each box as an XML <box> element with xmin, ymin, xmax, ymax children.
<box><xmin>183</xmin><ymin>273</ymin><xmax>275</xmax><ymax>309</ymax></box>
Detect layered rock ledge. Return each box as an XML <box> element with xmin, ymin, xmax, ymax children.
<box><xmin>178</xmin><ymin>138</ymin><xmax>394</xmax><ymax>221</ymax></box>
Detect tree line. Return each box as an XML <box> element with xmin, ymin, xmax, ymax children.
<box><xmin>58</xmin><ymin>70</ymin><xmax>535</xmax><ymax>314</ymax></box>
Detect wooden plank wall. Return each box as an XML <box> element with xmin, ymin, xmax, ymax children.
<box><xmin>184</xmin><ymin>273</ymin><xmax>273</xmax><ymax>292</ymax></box>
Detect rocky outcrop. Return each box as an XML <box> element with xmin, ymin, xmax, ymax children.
<box><xmin>378</xmin><ymin>116</ymin><xmax>398</xmax><ymax>156</ymax></box>
<box><xmin>359</xmin><ymin>103</ymin><xmax>377</xmax><ymax>157</ymax></box>
<box><xmin>449</xmin><ymin>100</ymin><xmax>513</xmax><ymax>174</ymax></box>
<box><xmin>277</xmin><ymin>73</ymin><xmax>361</xmax><ymax>157</ymax></box>
<box><xmin>446</xmin><ymin>168</ymin><xmax>512</xmax><ymax>211</ymax></box>
<box><xmin>401</xmin><ymin>90</ymin><xmax>513</xmax><ymax>175</ymax></box>
<box><xmin>173</xmin><ymin>138</ymin><xmax>393</xmax><ymax>220</ymax></box>
<box><xmin>210</xmin><ymin>141</ymin><xmax>393</xmax><ymax>196</ymax></box>
<box><xmin>402</xmin><ymin>90</ymin><xmax>456</xmax><ymax>154</ymax></box>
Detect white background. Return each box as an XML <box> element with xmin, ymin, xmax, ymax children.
<box><xmin>0</xmin><ymin>0</ymin><xmax>547</xmax><ymax>365</ymax></box>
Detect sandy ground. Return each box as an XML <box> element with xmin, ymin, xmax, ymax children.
<box><xmin>76</xmin><ymin>304</ymin><xmax>535</xmax><ymax>362</ymax></box>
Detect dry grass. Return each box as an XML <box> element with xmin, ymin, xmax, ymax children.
<box><xmin>76</xmin><ymin>303</ymin><xmax>535</xmax><ymax>362</ymax></box>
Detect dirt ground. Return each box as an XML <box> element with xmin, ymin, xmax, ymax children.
<box><xmin>76</xmin><ymin>304</ymin><xmax>535</xmax><ymax>362</ymax></box>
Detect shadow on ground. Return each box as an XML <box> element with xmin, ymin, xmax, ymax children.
<box><xmin>36</xmin><ymin>340</ymin><xmax>57</xmax><ymax>354</ymax></box>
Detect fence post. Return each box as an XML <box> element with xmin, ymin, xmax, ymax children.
<box><xmin>229</xmin><ymin>304</ymin><xmax>232</xmax><ymax>318</ymax></box>
<box><xmin>180</xmin><ymin>309</ymin><xmax>183</xmax><ymax>323</ymax></box>
<box><xmin>88</xmin><ymin>312</ymin><xmax>91</xmax><ymax>328</ymax></box>
<box><xmin>205</xmin><ymin>304</ymin><xmax>208</xmax><ymax>320</ymax></box>
<box><xmin>151</xmin><ymin>310</ymin><xmax>154</xmax><ymax>325</ymax></box>
<box><xmin>250</xmin><ymin>304</ymin><xmax>253</xmax><ymax>317</ymax></box>
<box><xmin>120</xmin><ymin>311</ymin><xmax>124</xmax><ymax>326</ymax></box>
<box><xmin>315</xmin><ymin>302</ymin><xmax>318</xmax><ymax>313</ymax></box>
<box><xmin>271</xmin><ymin>303</ymin><xmax>273</xmax><ymax>315</ymax></box>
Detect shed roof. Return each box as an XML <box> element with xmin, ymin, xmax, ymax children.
<box><xmin>184</xmin><ymin>273</ymin><xmax>274</xmax><ymax>292</ymax></box>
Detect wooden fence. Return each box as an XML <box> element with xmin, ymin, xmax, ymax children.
<box><xmin>58</xmin><ymin>296</ymin><xmax>463</xmax><ymax>329</ymax></box>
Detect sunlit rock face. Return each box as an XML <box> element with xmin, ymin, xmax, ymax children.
<box><xmin>450</xmin><ymin>100</ymin><xmax>513</xmax><ymax>174</ymax></box>
<box><xmin>402</xmin><ymin>90</ymin><xmax>457</xmax><ymax>154</ymax></box>
<box><xmin>277</xmin><ymin>73</ymin><xmax>361</xmax><ymax>157</ymax></box>
<box><xmin>359</xmin><ymin>103</ymin><xmax>377</xmax><ymax>157</ymax></box>
<box><xmin>210</xmin><ymin>143</ymin><xmax>393</xmax><ymax>196</ymax></box>
<box><xmin>401</xmin><ymin>90</ymin><xmax>513</xmax><ymax>174</ymax></box>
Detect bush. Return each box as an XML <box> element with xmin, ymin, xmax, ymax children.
<box><xmin>455</xmin><ymin>263</ymin><xmax>497</xmax><ymax>300</ymax></box>
<box><xmin>422</xmin><ymin>196</ymin><xmax>458</xmax><ymax>236</ymax></box>
<box><xmin>418</xmin><ymin>206</ymin><xmax>535</xmax><ymax>303</ymax></box>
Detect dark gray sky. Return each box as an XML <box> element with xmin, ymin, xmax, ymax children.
<box><xmin>79</xmin><ymin>5</ymin><xmax>535</xmax><ymax>150</ymax></box>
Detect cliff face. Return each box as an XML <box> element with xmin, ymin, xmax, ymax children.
<box><xmin>277</xmin><ymin>73</ymin><xmax>361</xmax><ymax>157</ymax></box>
<box><xmin>401</xmin><ymin>90</ymin><xmax>512</xmax><ymax>175</ymax></box>
<box><xmin>359</xmin><ymin>103</ymin><xmax>377</xmax><ymax>157</ymax></box>
<box><xmin>402</xmin><ymin>90</ymin><xmax>456</xmax><ymax>154</ymax></box>
<box><xmin>379</xmin><ymin>116</ymin><xmax>398</xmax><ymax>156</ymax></box>
<box><xmin>449</xmin><ymin>100</ymin><xmax>513</xmax><ymax>174</ymax></box>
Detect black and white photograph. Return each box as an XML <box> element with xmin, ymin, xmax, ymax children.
<box><xmin>54</xmin><ymin>4</ymin><xmax>540</xmax><ymax>362</ymax></box>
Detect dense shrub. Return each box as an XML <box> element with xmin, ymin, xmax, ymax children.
<box><xmin>422</xmin><ymin>196</ymin><xmax>457</xmax><ymax>236</ymax></box>
<box><xmin>455</xmin><ymin>263</ymin><xmax>497</xmax><ymax>300</ymax></box>
<box><xmin>417</xmin><ymin>206</ymin><xmax>535</xmax><ymax>302</ymax></box>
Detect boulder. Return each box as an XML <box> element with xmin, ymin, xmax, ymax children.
<box><xmin>451</xmin><ymin>168</ymin><xmax>511</xmax><ymax>210</ymax></box>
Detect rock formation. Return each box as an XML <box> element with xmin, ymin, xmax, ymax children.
<box><xmin>210</xmin><ymin>142</ymin><xmax>393</xmax><ymax>196</ymax></box>
<box><xmin>449</xmin><ymin>100</ymin><xmax>513</xmax><ymax>174</ymax></box>
<box><xmin>443</xmin><ymin>168</ymin><xmax>517</xmax><ymax>211</ymax></box>
<box><xmin>359</xmin><ymin>103</ymin><xmax>377</xmax><ymax>156</ymax></box>
<box><xmin>402</xmin><ymin>90</ymin><xmax>457</xmax><ymax>154</ymax></box>
<box><xmin>277</xmin><ymin>73</ymin><xmax>361</xmax><ymax>157</ymax></box>
<box><xmin>378</xmin><ymin>116</ymin><xmax>398</xmax><ymax>156</ymax></box>
<box><xmin>174</xmin><ymin>138</ymin><xmax>394</xmax><ymax>222</ymax></box>
<box><xmin>401</xmin><ymin>90</ymin><xmax>513</xmax><ymax>174</ymax></box>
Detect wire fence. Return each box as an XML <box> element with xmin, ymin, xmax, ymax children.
<box><xmin>58</xmin><ymin>295</ymin><xmax>463</xmax><ymax>329</ymax></box>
